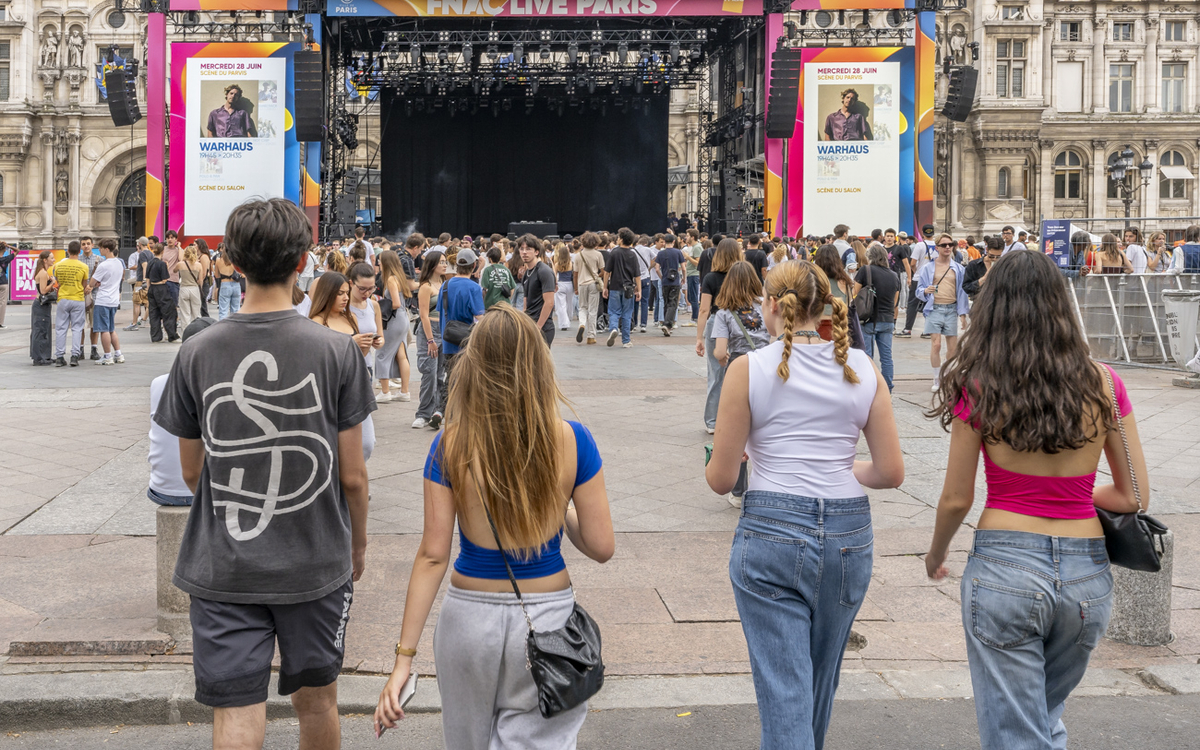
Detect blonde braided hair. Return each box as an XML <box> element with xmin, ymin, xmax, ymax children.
<box><xmin>764</xmin><ymin>260</ymin><xmax>859</xmax><ymax>384</ymax></box>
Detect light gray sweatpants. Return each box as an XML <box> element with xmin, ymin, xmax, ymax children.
<box><xmin>433</xmin><ymin>586</ymin><xmax>588</xmax><ymax>750</ymax></box>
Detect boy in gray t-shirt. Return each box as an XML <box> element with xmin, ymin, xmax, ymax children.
<box><xmin>154</xmin><ymin>199</ymin><xmax>376</xmax><ymax>746</ymax></box>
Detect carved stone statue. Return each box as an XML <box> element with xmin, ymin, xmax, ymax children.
<box><xmin>40</xmin><ymin>29</ymin><xmax>59</xmax><ymax>68</ymax></box>
<box><xmin>949</xmin><ymin>25</ymin><xmax>967</xmax><ymax>65</ymax></box>
<box><xmin>55</xmin><ymin>171</ymin><xmax>68</xmax><ymax>203</ymax></box>
<box><xmin>936</xmin><ymin>163</ymin><xmax>949</xmax><ymax>197</ymax></box>
<box><xmin>935</xmin><ymin>24</ymin><xmax>943</xmax><ymax>65</ymax></box>
<box><xmin>66</xmin><ymin>29</ymin><xmax>84</xmax><ymax>69</ymax></box>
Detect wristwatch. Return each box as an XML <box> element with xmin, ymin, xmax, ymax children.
<box><xmin>395</xmin><ymin>643</ymin><xmax>417</xmax><ymax>657</ymax></box>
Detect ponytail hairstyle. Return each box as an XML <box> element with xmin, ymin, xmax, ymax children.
<box><xmin>770</xmin><ymin>241</ymin><xmax>787</xmax><ymax>265</ymax></box>
<box><xmin>763</xmin><ymin>260</ymin><xmax>859</xmax><ymax>385</ymax></box>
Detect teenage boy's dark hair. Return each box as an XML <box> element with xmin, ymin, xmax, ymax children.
<box><xmin>406</xmin><ymin>232</ymin><xmax>425</xmax><ymax>250</ymax></box>
<box><xmin>617</xmin><ymin>227</ymin><xmax>636</xmax><ymax>246</ymax></box>
<box><xmin>517</xmin><ymin>234</ymin><xmax>541</xmax><ymax>253</ymax></box>
<box><xmin>224</xmin><ymin>198</ymin><xmax>310</xmax><ymax>286</ymax></box>
<box><xmin>487</xmin><ymin>246</ymin><xmax>502</xmax><ymax>263</ymax></box>
<box><xmin>99</xmin><ymin>238</ymin><xmax>118</xmax><ymax>253</ymax></box>
<box><xmin>67</xmin><ymin>240</ymin><xmax>81</xmax><ymax>255</ymax></box>
<box><xmin>165</xmin><ymin>230</ymin><xmax>178</xmax><ymax>239</ymax></box>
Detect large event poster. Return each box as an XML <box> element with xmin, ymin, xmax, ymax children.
<box><xmin>184</xmin><ymin>57</ymin><xmax>287</xmax><ymax>235</ymax></box>
<box><xmin>170</xmin><ymin>43</ymin><xmax>303</xmax><ymax>244</ymax></box>
<box><xmin>802</xmin><ymin>59</ymin><xmax>902</xmax><ymax>232</ymax></box>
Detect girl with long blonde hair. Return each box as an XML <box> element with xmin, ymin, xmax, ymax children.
<box><xmin>706</xmin><ymin>259</ymin><xmax>903</xmax><ymax>749</ymax></box>
<box><xmin>175</xmin><ymin>244</ymin><xmax>204</xmax><ymax>330</ymax></box>
<box><xmin>375</xmin><ymin>249</ymin><xmax>413</xmax><ymax>402</ymax></box>
<box><xmin>374</xmin><ymin>305</ymin><xmax>614</xmax><ymax>746</ymax></box>
<box><xmin>552</xmin><ymin>242</ymin><xmax>575</xmax><ymax>330</ymax></box>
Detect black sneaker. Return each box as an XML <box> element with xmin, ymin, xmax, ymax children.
<box><xmin>33</xmin><ymin>359</ymin><xmax>52</xmax><ymax>366</ymax></box>
<box><xmin>69</xmin><ymin>355</ymin><xmax>80</xmax><ymax>367</ymax></box>
<box><xmin>54</xmin><ymin>357</ymin><xmax>67</xmax><ymax>367</ymax></box>
<box><xmin>606</xmin><ymin>329</ymin><xmax>619</xmax><ymax>347</ymax></box>
<box><xmin>576</xmin><ymin>325</ymin><xmax>585</xmax><ymax>343</ymax></box>
<box><xmin>428</xmin><ymin>411</ymin><xmax>443</xmax><ymax>430</ymax></box>
<box><xmin>920</xmin><ymin>333</ymin><xmax>931</xmax><ymax>339</ymax></box>
<box><xmin>89</xmin><ymin>348</ymin><xmax>101</xmax><ymax>361</ymax></box>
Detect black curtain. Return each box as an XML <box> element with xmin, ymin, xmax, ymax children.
<box><xmin>379</xmin><ymin>95</ymin><xmax>668</xmax><ymax>237</ymax></box>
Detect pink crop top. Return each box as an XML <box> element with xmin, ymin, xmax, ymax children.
<box><xmin>954</xmin><ymin>365</ymin><xmax>1132</xmax><ymax>520</ymax></box>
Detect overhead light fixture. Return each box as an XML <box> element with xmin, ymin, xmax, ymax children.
<box><xmin>487</xmin><ymin>44</ymin><xmax>498</xmax><ymax>61</ymax></box>
<box><xmin>617</xmin><ymin>42</ymin><xmax>628</xmax><ymax>63</ymax></box>
<box><xmin>568</xmin><ymin>42</ymin><xmax>579</xmax><ymax>63</ymax></box>
<box><xmin>513</xmin><ymin>43</ymin><xmax>524</xmax><ymax>61</ymax></box>
<box><xmin>539</xmin><ymin>45</ymin><xmax>551</xmax><ymax>60</ymax></box>
<box><xmin>410</xmin><ymin>43</ymin><xmax>420</xmax><ymax>65</ymax></box>
<box><xmin>670</xmin><ymin>43</ymin><xmax>680</xmax><ymax>64</ymax></box>
<box><xmin>590</xmin><ymin>45</ymin><xmax>602</xmax><ymax>62</ymax></box>
<box><xmin>461</xmin><ymin>43</ymin><xmax>472</xmax><ymax>63</ymax></box>
<box><xmin>437</xmin><ymin>45</ymin><xmax>448</xmax><ymax>62</ymax></box>
<box><xmin>690</xmin><ymin>45</ymin><xmax>701</xmax><ymax>60</ymax></box>
<box><xmin>639</xmin><ymin>45</ymin><xmax>651</xmax><ymax>61</ymax></box>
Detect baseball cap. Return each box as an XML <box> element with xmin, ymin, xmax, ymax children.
<box><xmin>563</xmin><ymin>234</ymin><xmax>574</xmax><ymax>241</ymax></box>
<box><xmin>898</xmin><ymin>231</ymin><xmax>908</xmax><ymax>239</ymax></box>
<box><xmin>455</xmin><ymin>248</ymin><xmax>479</xmax><ymax>267</ymax></box>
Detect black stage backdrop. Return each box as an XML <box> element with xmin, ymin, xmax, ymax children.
<box><xmin>379</xmin><ymin>95</ymin><xmax>668</xmax><ymax>237</ymax></box>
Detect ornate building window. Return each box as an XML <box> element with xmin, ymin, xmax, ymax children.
<box><xmin>1060</xmin><ymin>21</ymin><xmax>1081</xmax><ymax>41</ymax></box>
<box><xmin>1112</xmin><ymin>22</ymin><xmax>1134</xmax><ymax>42</ymax></box>
<box><xmin>1160</xmin><ymin>150</ymin><xmax>1189</xmax><ymax>200</ymax></box>
<box><xmin>996</xmin><ymin>40</ymin><xmax>1025</xmax><ymax>98</ymax></box>
<box><xmin>1165</xmin><ymin>21</ymin><xmax>1186</xmax><ymax>42</ymax></box>
<box><xmin>1163</xmin><ymin>63</ymin><xmax>1186</xmax><ymax>113</ymax></box>
<box><xmin>1054</xmin><ymin>151</ymin><xmax>1083</xmax><ymax>200</ymax></box>
<box><xmin>1000</xmin><ymin>5</ymin><xmax>1025</xmax><ymax>20</ymax></box>
<box><xmin>0</xmin><ymin>41</ymin><xmax>9</xmax><ymax>102</ymax></box>
<box><xmin>1109</xmin><ymin>64</ymin><xmax>1134</xmax><ymax>112</ymax></box>
<box><xmin>998</xmin><ymin>167</ymin><xmax>1011</xmax><ymax>199</ymax></box>
<box><xmin>0</xmin><ymin>174</ymin><xmax>6</xmax><ymax>206</ymax></box>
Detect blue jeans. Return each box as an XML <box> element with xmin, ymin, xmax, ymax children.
<box><xmin>147</xmin><ymin>488</ymin><xmax>192</xmax><ymax>506</ymax></box>
<box><xmin>607</xmin><ymin>290</ymin><xmax>635</xmax><ymax>344</ymax></box>
<box><xmin>687</xmin><ymin>276</ymin><xmax>701</xmax><ymax>320</ymax></box>
<box><xmin>730</xmin><ymin>492</ymin><xmax>872</xmax><ymax>750</ymax></box>
<box><xmin>638</xmin><ymin>278</ymin><xmax>652</xmax><ymax>326</ymax></box>
<box><xmin>860</xmin><ymin>321</ymin><xmax>894</xmax><ymax>391</ymax></box>
<box><xmin>963</xmin><ymin>530</ymin><xmax>1113</xmax><ymax>750</ymax></box>
<box><xmin>703</xmin><ymin>316</ymin><xmax>725</xmax><ymax>429</ymax></box>
<box><xmin>217</xmin><ymin>282</ymin><xmax>241</xmax><ymax>320</ymax></box>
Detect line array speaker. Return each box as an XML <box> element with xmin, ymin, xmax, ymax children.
<box><xmin>294</xmin><ymin>51</ymin><xmax>324</xmax><ymax>142</ymax></box>
<box><xmin>941</xmin><ymin>65</ymin><xmax>978</xmax><ymax>122</ymax></box>
<box><xmin>766</xmin><ymin>47</ymin><xmax>803</xmax><ymax>140</ymax></box>
<box><xmin>105</xmin><ymin>68</ymin><xmax>142</xmax><ymax>127</ymax></box>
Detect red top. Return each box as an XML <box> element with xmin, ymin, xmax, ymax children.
<box><xmin>955</xmin><ymin>365</ymin><xmax>1132</xmax><ymax>520</ymax></box>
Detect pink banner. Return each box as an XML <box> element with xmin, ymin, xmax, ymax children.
<box><xmin>327</xmin><ymin>0</ymin><xmax>762</xmax><ymax>16</ymax></box>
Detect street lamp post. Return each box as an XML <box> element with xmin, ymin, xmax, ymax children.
<box><xmin>1106</xmin><ymin>145</ymin><xmax>1155</xmax><ymax>230</ymax></box>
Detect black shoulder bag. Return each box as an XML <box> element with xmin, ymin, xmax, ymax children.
<box><xmin>1097</xmin><ymin>366</ymin><xmax>1168</xmax><ymax>571</ymax></box>
<box><xmin>480</xmin><ymin>498</ymin><xmax>605</xmax><ymax>718</ymax></box>
<box><xmin>853</xmin><ymin>263</ymin><xmax>876</xmax><ymax>323</ymax></box>
<box><xmin>439</xmin><ymin>281</ymin><xmax>475</xmax><ymax>347</ymax></box>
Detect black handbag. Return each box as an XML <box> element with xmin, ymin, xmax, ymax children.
<box><xmin>439</xmin><ymin>283</ymin><xmax>474</xmax><ymax>346</ymax></box>
<box><xmin>853</xmin><ymin>263</ymin><xmax>876</xmax><ymax>323</ymax></box>
<box><xmin>1097</xmin><ymin>366</ymin><xmax>1168</xmax><ymax>571</ymax></box>
<box><xmin>480</xmin><ymin>499</ymin><xmax>604</xmax><ymax>718</ymax></box>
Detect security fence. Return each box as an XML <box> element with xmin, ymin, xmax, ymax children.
<box><xmin>1070</xmin><ymin>273</ymin><xmax>1200</xmax><ymax>367</ymax></box>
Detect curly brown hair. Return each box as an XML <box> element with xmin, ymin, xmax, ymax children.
<box><xmin>928</xmin><ymin>250</ymin><xmax>1113</xmax><ymax>453</ymax></box>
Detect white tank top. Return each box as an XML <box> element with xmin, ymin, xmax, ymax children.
<box><xmin>745</xmin><ymin>340</ymin><xmax>878</xmax><ymax>498</ymax></box>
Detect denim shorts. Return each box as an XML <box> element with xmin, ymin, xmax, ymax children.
<box><xmin>92</xmin><ymin>305</ymin><xmax>117</xmax><ymax>333</ymax></box>
<box><xmin>923</xmin><ymin>303</ymin><xmax>959</xmax><ymax>336</ymax></box>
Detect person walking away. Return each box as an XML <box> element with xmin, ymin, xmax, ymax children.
<box><xmin>436</xmin><ymin>249</ymin><xmax>485</xmax><ymax>412</ymax></box>
<box><xmin>766</xmin><ymin>241</ymin><xmax>788</xmax><ymax>273</ymax></box>
<box><xmin>414</xmin><ymin>251</ymin><xmax>447</xmax><ymax>430</ymax></box>
<box><xmin>518</xmin><ymin>235</ymin><xmax>557</xmax><ymax>346</ymax></box>
<box><xmin>706</xmin><ymin>258</ymin><xmax>903</xmax><ymax>750</ymax></box>
<box><xmin>573</xmin><ymin>232</ymin><xmax>605</xmax><ymax>344</ymax></box>
<box><xmin>685</xmin><ymin>228</ymin><xmax>703</xmax><ymax>325</ymax></box>
<box><xmin>505</xmin><ymin>245</ymin><xmax>526</xmax><ymax>311</ymax></box>
<box><xmin>373</xmin><ymin>305</ymin><xmax>614</xmax><ymax>747</ymax></box>
<box><xmin>346</xmin><ymin>261</ymin><xmax>384</xmax><ymax>402</ymax></box>
<box><xmin>148</xmin><ymin>316</ymin><xmax>214</xmax><ymax>507</ymax></box>
<box><xmin>30</xmin><ymin>251</ymin><xmax>54</xmax><ymax>365</ymax></box>
<box><xmin>900</xmin><ymin>224</ymin><xmax>937</xmax><ymax>337</ymax></box>
<box><xmin>175</xmin><ymin>244</ymin><xmax>204</xmax><ymax>331</ymax></box>
<box><xmin>146</xmin><ymin>243</ymin><xmax>179</xmax><ymax>343</ymax></box>
<box><xmin>480</xmin><ymin>246</ymin><xmax>515</xmax><ymax>311</ymax></box>
<box><xmin>1168</xmin><ymin>224</ymin><xmax>1200</xmax><ymax>274</ymax></box>
<box><xmin>963</xmin><ymin>236</ymin><xmax>1004</xmax><ymax>299</ymax></box>
<box><xmin>695</xmin><ymin>238</ymin><xmax>742</xmax><ymax>433</ymax></box>
<box><xmin>1122</xmin><ymin>227</ymin><xmax>1149</xmax><ymax>274</ymax></box>
<box><xmin>854</xmin><ymin>243</ymin><xmax>902</xmax><ymax>391</ymax></box>
<box><xmin>0</xmin><ymin>242</ymin><xmax>15</xmax><ymax>329</ymax></box>
<box><xmin>51</xmin><ymin>241</ymin><xmax>89</xmax><ymax>367</ymax></box>
<box><xmin>214</xmin><ymin>249</ymin><xmax>242</xmax><ymax>320</ymax></box>
<box><xmin>648</xmin><ymin>234</ymin><xmax>667</xmax><ymax>324</ymax></box>
<box><xmin>632</xmin><ymin>236</ymin><xmax>656</xmax><ymax>332</ymax></box>
<box><xmin>813</xmin><ymin>244</ymin><xmax>854</xmax><ymax>342</ymax></box>
<box><xmin>710</xmin><ymin>260</ymin><xmax>770</xmax><ymax>507</ymax></box>
<box><xmin>1090</xmin><ymin>234</ymin><xmax>1133</xmax><ymax>275</ymax></box>
<box><xmin>88</xmin><ymin>239</ymin><xmax>125</xmax><ymax>364</ymax></box>
<box><xmin>375</xmin><ymin>250</ymin><xmax>412</xmax><ymax>403</ymax></box>
<box><xmin>916</xmin><ymin>234</ymin><xmax>968</xmax><ymax>392</ymax></box>
<box><xmin>604</xmin><ymin>228</ymin><xmax>642</xmax><ymax>348</ymax></box>
<box><xmin>742</xmin><ymin>234</ymin><xmax>769</xmax><ymax>282</ymax></box>
<box><xmin>194</xmin><ymin>238</ymin><xmax>213</xmax><ymax>319</ymax></box>
<box><xmin>155</xmin><ymin>199</ymin><xmax>374</xmax><ymax>750</ymax></box>
<box><xmin>310</xmin><ymin>271</ymin><xmax>377</xmax><ymax>463</ymax></box>
<box><xmin>925</xmin><ymin>250</ymin><xmax>1148</xmax><ymax>750</ymax></box>
<box><xmin>654</xmin><ymin>233</ymin><xmax>686</xmax><ymax>336</ymax></box>
<box><xmin>552</xmin><ymin>243</ymin><xmax>574</xmax><ymax>331</ymax></box>
<box><xmin>299</xmin><ymin>243</ymin><xmax>318</xmax><ymax>292</ymax></box>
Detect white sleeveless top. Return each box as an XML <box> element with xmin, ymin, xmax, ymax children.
<box><xmin>745</xmin><ymin>340</ymin><xmax>877</xmax><ymax>498</ymax></box>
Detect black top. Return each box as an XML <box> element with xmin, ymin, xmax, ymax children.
<box><xmin>962</xmin><ymin>257</ymin><xmax>988</xmax><ymax>299</ymax></box>
<box><xmin>605</xmin><ymin>246</ymin><xmax>641</xmax><ymax>292</ymax></box>
<box><xmin>522</xmin><ymin>260</ymin><xmax>556</xmax><ymax>323</ymax></box>
<box><xmin>698</xmin><ymin>247</ymin><xmax>715</xmax><ymax>282</ymax></box>
<box><xmin>146</xmin><ymin>257</ymin><xmax>170</xmax><ymax>284</ymax></box>
<box><xmin>854</xmin><ymin>264</ymin><xmax>903</xmax><ymax>324</ymax></box>
<box><xmin>743</xmin><ymin>248</ymin><xmax>768</xmax><ymax>279</ymax></box>
<box><xmin>887</xmin><ymin>244</ymin><xmax>910</xmax><ymax>277</ymax></box>
<box><xmin>701</xmin><ymin>270</ymin><xmax>728</xmax><ymax>312</ymax></box>
<box><xmin>136</xmin><ymin>249</ymin><xmax>154</xmax><ymax>282</ymax></box>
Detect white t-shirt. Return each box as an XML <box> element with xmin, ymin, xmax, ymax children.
<box><xmin>911</xmin><ymin>240</ymin><xmax>937</xmax><ymax>275</ymax></box>
<box><xmin>126</xmin><ymin>251</ymin><xmax>140</xmax><ymax>281</ymax></box>
<box><xmin>293</xmin><ymin>294</ymin><xmax>312</xmax><ymax>318</ymax></box>
<box><xmin>1125</xmin><ymin>244</ymin><xmax>1149</xmax><ymax>274</ymax></box>
<box><xmin>1002</xmin><ymin>241</ymin><xmax>1028</xmax><ymax>254</ymax></box>
<box><xmin>92</xmin><ymin>257</ymin><xmax>125</xmax><ymax>307</ymax></box>
<box><xmin>149</xmin><ymin>374</ymin><xmax>192</xmax><ymax>498</ymax></box>
<box><xmin>633</xmin><ymin>245</ymin><xmax>655</xmax><ymax>280</ymax></box>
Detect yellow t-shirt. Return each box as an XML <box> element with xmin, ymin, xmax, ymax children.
<box><xmin>52</xmin><ymin>258</ymin><xmax>89</xmax><ymax>302</ymax></box>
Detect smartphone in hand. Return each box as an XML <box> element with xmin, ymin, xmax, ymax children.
<box><xmin>376</xmin><ymin>671</ymin><xmax>418</xmax><ymax>739</ymax></box>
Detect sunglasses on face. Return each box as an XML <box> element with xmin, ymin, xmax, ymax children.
<box><xmin>986</xmin><ymin>253</ymin><xmax>1002</xmax><ymax>260</ymax></box>
<box><xmin>937</xmin><ymin>242</ymin><xmax>955</xmax><ymax>248</ymax></box>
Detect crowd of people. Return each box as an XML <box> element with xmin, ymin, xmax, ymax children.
<box><xmin>109</xmin><ymin>200</ymin><xmax>1152</xmax><ymax>750</ymax></box>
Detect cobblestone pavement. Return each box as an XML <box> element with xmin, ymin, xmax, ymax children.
<box><xmin>0</xmin><ymin>302</ymin><xmax>1196</xmax><ymax>679</ymax></box>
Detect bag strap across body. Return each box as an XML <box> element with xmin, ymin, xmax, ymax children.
<box><xmin>1101</xmin><ymin>365</ymin><xmax>1143</xmax><ymax>512</ymax></box>
<box><xmin>478</xmin><ymin>493</ymin><xmax>548</xmax><ymax>633</ymax></box>
<box><xmin>731</xmin><ymin>310</ymin><xmax>760</xmax><ymax>352</ymax></box>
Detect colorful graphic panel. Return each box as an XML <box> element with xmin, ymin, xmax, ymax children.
<box><xmin>169</xmin><ymin>42</ymin><xmax>303</xmax><ymax>244</ymax></box>
<box><xmin>170</xmin><ymin>0</ymin><xmax>297</xmax><ymax>10</ymax></box>
<box><xmin>327</xmin><ymin>0</ymin><xmax>763</xmax><ymax>17</ymax></box>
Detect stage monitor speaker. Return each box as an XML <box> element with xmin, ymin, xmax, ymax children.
<box><xmin>509</xmin><ymin>222</ymin><xmax>557</xmax><ymax>238</ymax></box>
<box><xmin>294</xmin><ymin>51</ymin><xmax>323</xmax><ymax>141</ymax></box>
<box><xmin>105</xmin><ymin>68</ymin><xmax>141</xmax><ymax>127</ymax></box>
<box><xmin>942</xmin><ymin>65</ymin><xmax>978</xmax><ymax>122</ymax></box>
<box><xmin>766</xmin><ymin>47</ymin><xmax>803</xmax><ymax>140</ymax></box>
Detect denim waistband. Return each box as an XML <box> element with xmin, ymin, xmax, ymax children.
<box><xmin>932</xmin><ymin>302</ymin><xmax>957</xmax><ymax>309</ymax></box>
<box><xmin>972</xmin><ymin>529</ymin><xmax>1106</xmax><ymax>555</ymax></box>
<box><xmin>742</xmin><ymin>491</ymin><xmax>870</xmax><ymax>515</ymax></box>
<box><xmin>446</xmin><ymin>584</ymin><xmax>575</xmax><ymax>606</ymax></box>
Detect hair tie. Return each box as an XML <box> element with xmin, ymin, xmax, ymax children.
<box><xmin>825</xmin><ymin>292</ymin><xmax>834</xmax><ymax>304</ymax></box>
<box><xmin>781</xmin><ymin>289</ymin><xmax>799</xmax><ymax>300</ymax></box>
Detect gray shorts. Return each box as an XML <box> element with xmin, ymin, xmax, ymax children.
<box><xmin>189</xmin><ymin>578</ymin><xmax>353</xmax><ymax>708</ymax></box>
<box><xmin>923</xmin><ymin>303</ymin><xmax>959</xmax><ymax>337</ymax></box>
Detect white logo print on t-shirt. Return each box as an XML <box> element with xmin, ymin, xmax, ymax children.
<box><xmin>202</xmin><ymin>351</ymin><xmax>333</xmax><ymax>541</ymax></box>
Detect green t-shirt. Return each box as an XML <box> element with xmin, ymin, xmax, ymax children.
<box><xmin>480</xmin><ymin>263</ymin><xmax>516</xmax><ymax>309</ymax></box>
<box><xmin>686</xmin><ymin>243</ymin><xmax>703</xmax><ymax>278</ymax></box>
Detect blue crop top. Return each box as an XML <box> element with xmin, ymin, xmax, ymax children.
<box><xmin>423</xmin><ymin>420</ymin><xmax>602</xmax><ymax>580</ymax></box>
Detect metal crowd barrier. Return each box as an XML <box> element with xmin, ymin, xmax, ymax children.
<box><xmin>1069</xmin><ymin>273</ymin><xmax>1200</xmax><ymax>367</ymax></box>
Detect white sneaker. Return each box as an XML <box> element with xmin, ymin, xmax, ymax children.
<box><xmin>376</xmin><ymin>391</ymin><xmax>395</xmax><ymax>403</ymax></box>
<box><xmin>428</xmin><ymin>411</ymin><xmax>443</xmax><ymax>429</ymax></box>
<box><xmin>728</xmin><ymin>494</ymin><xmax>743</xmax><ymax>509</ymax></box>
<box><xmin>114</xmin><ymin>355</ymin><xmax>125</xmax><ymax>364</ymax></box>
<box><xmin>622</xmin><ymin>342</ymin><xmax>633</xmax><ymax>348</ymax></box>
<box><xmin>705</xmin><ymin>426</ymin><xmax>715</xmax><ymax>435</ymax></box>
<box><xmin>390</xmin><ymin>379</ymin><xmax>403</xmax><ymax>388</ymax></box>
<box><xmin>607</xmin><ymin>330</ymin><xmax>619</xmax><ymax>347</ymax></box>
<box><xmin>394</xmin><ymin>391</ymin><xmax>411</xmax><ymax>402</ymax></box>
<box><xmin>639</xmin><ymin>325</ymin><xmax>647</xmax><ymax>333</ymax></box>
<box><xmin>96</xmin><ymin>357</ymin><xmax>111</xmax><ymax>366</ymax></box>
<box><xmin>411</xmin><ymin>417</ymin><xmax>429</xmax><ymax>429</ymax></box>
<box><xmin>931</xmin><ymin>380</ymin><xmax>940</xmax><ymax>393</ymax></box>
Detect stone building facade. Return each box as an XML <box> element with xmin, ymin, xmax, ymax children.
<box><xmin>938</xmin><ymin>0</ymin><xmax>1200</xmax><ymax>239</ymax></box>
